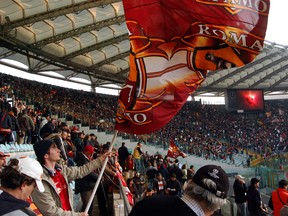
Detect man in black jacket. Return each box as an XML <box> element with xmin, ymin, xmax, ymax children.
<box><xmin>233</xmin><ymin>174</ymin><xmax>247</xmax><ymax>216</ymax></box>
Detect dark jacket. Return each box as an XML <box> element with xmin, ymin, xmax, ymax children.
<box><xmin>0</xmin><ymin>190</ymin><xmax>36</xmax><ymax>216</ymax></box>
<box><xmin>129</xmin><ymin>195</ymin><xmax>197</xmax><ymax>216</ymax></box>
<box><xmin>74</xmin><ymin>152</ymin><xmax>98</xmax><ymax>194</ymax></box>
<box><xmin>247</xmin><ymin>185</ymin><xmax>262</xmax><ymax>215</ymax></box>
<box><xmin>233</xmin><ymin>179</ymin><xmax>247</xmax><ymax>203</ymax></box>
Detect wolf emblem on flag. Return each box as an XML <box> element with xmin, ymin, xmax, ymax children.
<box><xmin>115</xmin><ymin>0</ymin><xmax>270</xmax><ymax>134</ymax></box>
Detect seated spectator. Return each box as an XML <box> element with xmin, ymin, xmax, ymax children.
<box><xmin>0</xmin><ymin>157</ymin><xmax>44</xmax><ymax>215</ymax></box>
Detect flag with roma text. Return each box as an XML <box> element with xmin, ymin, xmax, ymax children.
<box><xmin>167</xmin><ymin>139</ymin><xmax>187</xmax><ymax>159</ymax></box>
<box><xmin>115</xmin><ymin>0</ymin><xmax>270</xmax><ymax>134</ymax></box>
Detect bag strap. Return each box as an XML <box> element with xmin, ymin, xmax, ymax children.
<box><xmin>277</xmin><ymin>190</ymin><xmax>286</xmax><ymax>205</ymax></box>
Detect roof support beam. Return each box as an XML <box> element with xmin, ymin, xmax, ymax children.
<box><xmin>63</xmin><ymin>34</ymin><xmax>129</xmax><ymax>59</ymax></box>
<box><xmin>31</xmin><ymin>16</ymin><xmax>126</xmax><ymax>48</ymax></box>
<box><xmin>204</xmin><ymin>51</ymin><xmax>280</xmax><ymax>88</ymax></box>
<box><xmin>229</xmin><ymin>54</ymin><xmax>288</xmax><ymax>88</ymax></box>
<box><xmin>89</xmin><ymin>51</ymin><xmax>130</xmax><ymax>69</ymax></box>
<box><xmin>0</xmin><ymin>0</ymin><xmax>122</xmax><ymax>33</ymax></box>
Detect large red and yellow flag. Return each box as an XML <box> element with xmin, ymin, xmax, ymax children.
<box><xmin>115</xmin><ymin>0</ymin><xmax>270</xmax><ymax>134</ymax></box>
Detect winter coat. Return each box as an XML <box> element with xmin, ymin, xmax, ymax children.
<box><xmin>31</xmin><ymin>157</ymin><xmax>103</xmax><ymax>216</ymax></box>
<box><xmin>0</xmin><ymin>190</ymin><xmax>36</xmax><ymax>216</ymax></box>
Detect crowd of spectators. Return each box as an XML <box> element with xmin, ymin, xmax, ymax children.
<box><xmin>0</xmin><ymin>73</ymin><xmax>288</xmax><ymax>163</ymax></box>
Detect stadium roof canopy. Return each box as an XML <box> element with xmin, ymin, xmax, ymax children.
<box><xmin>1</xmin><ymin>0</ymin><xmax>288</xmax><ymax>97</ymax></box>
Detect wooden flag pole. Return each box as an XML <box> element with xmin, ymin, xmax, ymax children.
<box><xmin>85</xmin><ymin>130</ymin><xmax>118</xmax><ymax>213</ymax></box>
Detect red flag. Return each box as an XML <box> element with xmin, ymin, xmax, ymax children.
<box><xmin>167</xmin><ymin>140</ymin><xmax>187</xmax><ymax>159</ymax></box>
<box><xmin>115</xmin><ymin>0</ymin><xmax>270</xmax><ymax>134</ymax></box>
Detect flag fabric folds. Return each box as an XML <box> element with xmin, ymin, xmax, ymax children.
<box><xmin>115</xmin><ymin>0</ymin><xmax>270</xmax><ymax>134</ymax></box>
<box><xmin>167</xmin><ymin>140</ymin><xmax>187</xmax><ymax>159</ymax></box>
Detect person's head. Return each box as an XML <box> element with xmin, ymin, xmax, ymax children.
<box><xmin>83</xmin><ymin>145</ymin><xmax>95</xmax><ymax>159</ymax></box>
<box><xmin>122</xmin><ymin>142</ymin><xmax>125</xmax><ymax>147</ymax></box>
<box><xmin>250</xmin><ymin>178</ymin><xmax>260</xmax><ymax>188</ymax></box>
<box><xmin>61</xmin><ymin>130</ymin><xmax>68</xmax><ymax>139</ymax></box>
<box><xmin>102</xmin><ymin>142</ymin><xmax>110</xmax><ymax>153</ymax></box>
<box><xmin>0</xmin><ymin>157</ymin><xmax>44</xmax><ymax>200</ymax></box>
<box><xmin>279</xmin><ymin>179</ymin><xmax>288</xmax><ymax>189</ymax></box>
<box><xmin>0</xmin><ymin>151</ymin><xmax>10</xmax><ymax>168</ymax></box>
<box><xmin>170</xmin><ymin>173</ymin><xmax>177</xmax><ymax>181</ymax></box>
<box><xmin>185</xmin><ymin>165</ymin><xmax>229</xmax><ymax>214</ymax></box>
<box><xmin>156</xmin><ymin>172</ymin><xmax>163</xmax><ymax>180</ymax></box>
<box><xmin>127</xmin><ymin>178</ymin><xmax>134</xmax><ymax>185</ymax></box>
<box><xmin>90</xmin><ymin>133</ymin><xmax>96</xmax><ymax>140</ymax></box>
<box><xmin>33</xmin><ymin>139</ymin><xmax>60</xmax><ymax>165</ymax></box>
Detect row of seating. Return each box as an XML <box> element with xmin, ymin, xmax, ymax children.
<box><xmin>0</xmin><ymin>143</ymin><xmax>34</xmax><ymax>153</ymax></box>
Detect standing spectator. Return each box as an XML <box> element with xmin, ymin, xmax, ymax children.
<box><xmin>132</xmin><ymin>172</ymin><xmax>146</xmax><ymax>201</ymax></box>
<box><xmin>17</xmin><ymin>109</ymin><xmax>35</xmax><ymax>144</ymax></box>
<box><xmin>118</xmin><ymin>142</ymin><xmax>130</xmax><ymax>169</ymax></box>
<box><xmin>74</xmin><ymin>145</ymin><xmax>97</xmax><ymax>215</ymax></box>
<box><xmin>165</xmin><ymin>173</ymin><xmax>182</xmax><ymax>196</ymax></box>
<box><xmin>124</xmin><ymin>154</ymin><xmax>135</xmax><ymax>181</ymax></box>
<box><xmin>31</xmin><ymin>139</ymin><xmax>108</xmax><ymax>216</ymax></box>
<box><xmin>8</xmin><ymin>109</ymin><xmax>20</xmax><ymax>144</ymax></box>
<box><xmin>133</xmin><ymin>142</ymin><xmax>143</xmax><ymax>173</ymax></box>
<box><xmin>233</xmin><ymin>174</ymin><xmax>247</xmax><ymax>216</ymax></box>
<box><xmin>181</xmin><ymin>164</ymin><xmax>188</xmax><ymax>185</ymax></box>
<box><xmin>73</xmin><ymin>131</ymin><xmax>85</xmax><ymax>153</ymax></box>
<box><xmin>0</xmin><ymin>157</ymin><xmax>44</xmax><ymax>216</ymax></box>
<box><xmin>247</xmin><ymin>178</ymin><xmax>268</xmax><ymax>216</ymax></box>
<box><xmin>153</xmin><ymin>173</ymin><xmax>166</xmax><ymax>195</ymax></box>
<box><xmin>0</xmin><ymin>151</ymin><xmax>9</xmax><ymax>170</ymax></box>
<box><xmin>271</xmin><ymin>179</ymin><xmax>288</xmax><ymax>216</ymax></box>
<box><xmin>187</xmin><ymin>165</ymin><xmax>195</xmax><ymax>180</ymax></box>
<box><xmin>158</xmin><ymin>161</ymin><xmax>169</xmax><ymax>180</ymax></box>
<box><xmin>167</xmin><ymin>159</ymin><xmax>183</xmax><ymax>183</ymax></box>
<box><xmin>0</xmin><ymin>102</ymin><xmax>12</xmax><ymax>144</ymax></box>
<box><xmin>39</xmin><ymin>111</ymin><xmax>51</xmax><ymax>131</ymax></box>
<box><xmin>129</xmin><ymin>164</ymin><xmax>229</xmax><ymax>216</ymax></box>
<box><xmin>127</xmin><ymin>178</ymin><xmax>138</xmax><ymax>204</ymax></box>
<box><xmin>146</xmin><ymin>162</ymin><xmax>158</xmax><ymax>189</ymax></box>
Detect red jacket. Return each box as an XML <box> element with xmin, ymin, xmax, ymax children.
<box><xmin>271</xmin><ymin>188</ymin><xmax>288</xmax><ymax>216</ymax></box>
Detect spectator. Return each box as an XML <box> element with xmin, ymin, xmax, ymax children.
<box><xmin>118</xmin><ymin>142</ymin><xmax>130</xmax><ymax>169</ymax></box>
<box><xmin>181</xmin><ymin>164</ymin><xmax>188</xmax><ymax>184</ymax></box>
<box><xmin>233</xmin><ymin>174</ymin><xmax>247</xmax><ymax>216</ymax></box>
<box><xmin>0</xmin><ymin>102</ymin><xmax>12</xmax><ymax>144</ymax></box>
<box><xmin>129</xmin><ymin>164</ymin><xmax>229</xmax><ymax>216</ymax></box>
<box><xmin>146</xmin><ymin>162</ymin><xmax>158</xmax><ymax>189</ymax></box>
<box><xmin>0</xmin><ymin>157</ymin><xmax>44</xmax><ymax>215</ymax></box>
<box><xmin>132</xmin><ymin>172</ymin><xmax>145</xmax><ymax>201</ymax></box>
<box><xmin>0</xmin><ymin>151</ymin><xmax>9</xmax><ymax>170</ymax></box>
<box><xmin>153</xmin><ymin>173</ymin><xmax>166</xmax><ymax>195</ymax></box>
<box><xmin>124</xmin><ymin>154</ymin><xmax>135</xmax><ymax>181</ymax></box>
<box><xmin>133</xmin><ymin>142</ymin><xmax>143</xmax><ymax>173</ymax></box>
<box><xmin>247</xmin><ymin>178</ymin><xmax>268</xmax><ymax>216</ymax></box>
<box><xmin>31</xmin><ymin>139</ymin><xmax>108</xmax><ymax>216</ymax></box>
<box><xmin>74</xmin><ymin>145</ymin><xmax>97</xmax><ymax>215</ymax></box>
<box><xmin>271</xmin><ymin>179</ymin><xmax>288</xmax><ymax>216</ymax></box>
<box><xmin>187</xmin><ymin>165</ymin><xmax>195</xmax><ymax>180</ymax></box>
<box><xmin>165</xmin><ymin>173</ymin><xmax>182</xmax><ymax>196</ymax></box>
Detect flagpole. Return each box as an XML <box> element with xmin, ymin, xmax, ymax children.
<box><xmin>85</xmin><ymin>130</ymin><xmax>119</xmax><ymax>213</ymax></box>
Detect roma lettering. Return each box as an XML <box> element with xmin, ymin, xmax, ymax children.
<box><xmin>198</xmin><ymin>24</ymin><xmax>263</xmax><ymax>52</ymax></box>
<box><xmin>197</xmin><ymin>0</ymin><xmax>269</xmax><ymax>13</ymax></box>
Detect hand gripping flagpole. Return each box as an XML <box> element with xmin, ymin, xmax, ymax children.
<box><xmin>85</xmin><ymin>130</ymin><xmax>118</xmax><ymax>213</ymax></box>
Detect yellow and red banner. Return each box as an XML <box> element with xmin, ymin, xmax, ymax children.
<box><xmin>167</xmin><ymin>139</ymin><xmax>187</xmax><ymax>159</ymax></box>
<box><xmin>115</xmin><ymin>0</ymin><xmax>270</xmax><ymax>134</ymax></box>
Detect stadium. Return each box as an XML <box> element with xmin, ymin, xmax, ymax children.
<box><xmin>0</xmin><ymin>1</ymin><xmax>287</xmax><ymax>216</ymax></box>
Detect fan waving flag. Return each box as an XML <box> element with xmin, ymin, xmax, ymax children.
<box><xmin>167</xmin><ymin>139</ymin><xmax>187</xmax><ymax>159</ymax></box>
<box><xmin>116</xmin><ymin>0</ymin><xmax>270</xmax><ymax>134</ymax></box>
